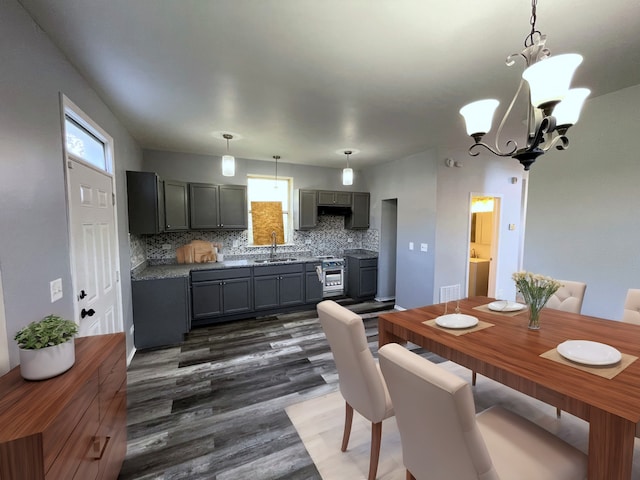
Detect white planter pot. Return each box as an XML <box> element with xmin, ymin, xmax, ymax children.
<box><xmin>18</xmin><ymin>339</ymin><xmax>75</xmax><ymax>381</ymax></box>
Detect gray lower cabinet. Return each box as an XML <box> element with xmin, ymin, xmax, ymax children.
<box><xmin>191</xmin><ymin>268</ymin><xmax>253</xmax><ymax>320</ymax></box>
<box><xmin>254</xmin><ymin>264</ymin><xmax>305</xmax><ymax>310</ymax></box>
<box><xmin>305</xmin><ymin>262</ymin><xmax>323</xmax><ymax>303</ymax></box>
<box><xmin>132</xmin><ymin>277</ymin><xmax>190</xmax><ymax>349</ymax></box>
<box><xmin>346</xmin><ymin>256</ymin><xmax>378</xmax><ymax>300</ymax></box>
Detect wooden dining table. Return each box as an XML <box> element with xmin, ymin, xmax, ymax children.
<box><xmin>378</xmin><ymin>296</ymin><xmax>640</xmax><ymax>480</ymax></box>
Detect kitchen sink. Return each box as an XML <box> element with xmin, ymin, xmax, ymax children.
<box><xmin>254</xmin><ymin>257</ymin><xmax>298</xmax><ymax>264</ymax></box>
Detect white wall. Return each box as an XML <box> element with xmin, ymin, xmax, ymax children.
<box><xmin>523</xmin><ymin>85</ymin><xmax>640</xmax><ymax>320</ymax></box>
<box><xmin>0</xmin><ymin>0</ymin><xmax>142</xmax><ymax>368</ymax></box>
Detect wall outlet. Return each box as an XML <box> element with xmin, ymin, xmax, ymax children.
<box><xmin>50</xmin><ymin>278</ymin><xmax>63</xmax><ymax>302</ymax></box>
<box><xmin>162</xmin><ymin>243</ymin><xmax>172</xmax><ymax>250</ymax></box>
<box><xmin>233</xmin><ymin>240</ymin><xmax>239</xmax><ymax>247</ymax></box>
<box><xmin>347</xmin><ymin>238</ymin><xmax>353</xmax><ymax>243</ymax></box>
<box><xmin>305</xmin><ymin>239</ymin><xmax>312</xmax><ymax>245</ymax></box>
<box><xmin>409</xmin><ymin>242</ymin><xmax>414</xmax><ymax>250</ymax></box>
<box><xmin>129</xmin><ymin>325</ymin><xmax>134</xmax><ymax>336</ymax></box>
<box><xmin>420</xmin><ymin>243</ymin><xmax>428</xmax><ymax>252</ymax></box>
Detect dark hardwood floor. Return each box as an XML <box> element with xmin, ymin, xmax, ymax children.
<box><xmin>118</xmin><ymin>299</ymin><xmax>440</xmax><ymax>480</ymax></box>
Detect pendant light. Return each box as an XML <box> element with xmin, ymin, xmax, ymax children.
<box><xmin>222</xmin><ymin>133</ymin><xmax>235</xmax><ymax>177</ymax></box>
<box><xmin>342</xmin><ymin>150</ymin><xmax>353</xmax><ymax>186</ymax></box>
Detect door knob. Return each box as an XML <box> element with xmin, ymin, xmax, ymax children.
<box><xmin>81</xmin><ymin>308</ymin><xmax>95</xmax><ymax>319</ymax></box>
<box><xmin>78</xmin><ymin>290</ymin><xmax>87</xmax><ymax>300</ymax></box>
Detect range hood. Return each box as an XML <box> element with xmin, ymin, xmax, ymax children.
<box><xmin>318</xmin><ymin>205</ymin><xmax>352</xmax><ymax>216</ymax></box>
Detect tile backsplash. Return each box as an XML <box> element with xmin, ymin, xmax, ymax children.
<box><xmin>132</xmin><ymin>215</ymin><xmax>379</xmax><ymax>267</ymax></box>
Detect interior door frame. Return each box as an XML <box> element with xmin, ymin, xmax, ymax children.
<box><xmin>467</xmin><ymin>193</ymin><xmax>503</xmax><ymax>297</ymax></box>
<box><xmin>60</xmin><ymin>94</ymin><xmax>124</xmax><ymax>333</ymax></box>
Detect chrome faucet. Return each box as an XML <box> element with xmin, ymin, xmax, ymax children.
<box><xmin>270</xmin><ymin>231</ymin><xmax>277</xmax><ymax>259</ymax></box>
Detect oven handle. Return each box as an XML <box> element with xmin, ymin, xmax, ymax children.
<box><xmin>315</xmin><ymin>265</ymin><xmax>323</xmax><ymax>282</ymax></box>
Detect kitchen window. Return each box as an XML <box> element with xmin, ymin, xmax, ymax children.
<box><xmin>247</xmin><ymin>175</ymin><xmax>292</xmax><ymax>245</ymax></box>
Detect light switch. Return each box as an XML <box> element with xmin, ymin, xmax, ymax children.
<box><xmin>420</xmin><ymin>243</ymin><xmax>428</xmax><ymax>252</ymax></box>
<box><xmin>409</xmin><ymin>242</ymin><xmax>414</xmax><ymax>250</ymax></box>
<box><xmin>50</xmin><ymin>278</ymin><xmax>63</xmax><ymax>303</ymax></box>
<box><xmin>508</xmin><ymin>224</ymin><xmax>516</xmax><ymax>231</ymax></box>
<box><xmin>162</xmin><ymin>243</ymin><xmax>172</xmax><ymax>250</ymax></box>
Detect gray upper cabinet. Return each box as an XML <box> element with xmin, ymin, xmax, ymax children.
<box><xmin>164</xmin><ymin>180</ymin><xmax>189</xmax><ymax>231</ymax></box>
<box><xmin>294</xmin><ymin>189</ymin><xmax>318</xmax><ymax>230</ymax></box>
<box><xmin>189</xmin><ymin>183</ymin><xmax>219</xmax><ymax>229</ymax></box>
<box><xmin>345</xmin><ymin>192</ymin><xmax>370</xmax><ymax>229</ymax></box>
<box><xmin>190</xmin><ymin>183</ymin><xmax>247</xmax><ymax>230</ymax></box>
<box><xmin>126</xmin><ymin>170</ymin><xmax>165</xmax><ymax>234</ymax></box>
<box><xmin>219</xmin><ymin>185</ymin><xmax>248</xmax><ymax>229</ymax></box>
<box><xmin>317</xmin><ymin>190</ymin><xmax>352</xmax><ymax>206</ymax></box>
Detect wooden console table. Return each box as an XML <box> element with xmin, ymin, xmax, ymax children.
<box><xmin>0</xmin><ymin>333</ymin><xmax>127</xmax><ymax>480</ymax></box>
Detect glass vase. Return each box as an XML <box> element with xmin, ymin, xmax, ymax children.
<box><xmin>527</xmin><ymin>304</ymin><xmax>541</xmax><ymax>330</ymax></box>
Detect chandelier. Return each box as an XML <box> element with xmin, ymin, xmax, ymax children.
<box><xmin>459</xmin><ymin>0</ymin><xmax>590</xmax><ymax>171</ymax></box>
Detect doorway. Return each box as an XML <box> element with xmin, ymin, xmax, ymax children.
<box><xmin>468</xmin><ymin>195</ymin><xmax>501</xmax><ymax>298</ymax></box>
<box><xmin>379</xmin><ymin>199</ymin><xmax>398</xmax><ymax>301</ymax></box>
<box><xmin>62</xmin><ymin>95</ymin><xmax>123</xmax><ymax>336</ymax></box>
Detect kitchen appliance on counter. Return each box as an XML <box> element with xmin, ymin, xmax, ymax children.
<box><xmin>318</xmin><ymin>255</ymin><xmax>345</xmax><ymax>297</ymax></box>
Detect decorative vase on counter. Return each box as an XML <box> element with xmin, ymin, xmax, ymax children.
<box><xmin>512</xmin><ymin>271</ymin><xmax>562</xmax><ymax>330</ymax></box>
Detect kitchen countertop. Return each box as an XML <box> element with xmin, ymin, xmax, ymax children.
<box><xmin>343</xmin><ymin>249</ymin><xmax>379</xmax><ymax>260</ymax></box>
<box><xmin>132</xmin><ymin>256</ymin><xmax>321</xmax><ymax>281</ymax></box>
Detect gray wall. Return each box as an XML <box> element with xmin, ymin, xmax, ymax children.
<box><xmin>0</xmin><ymin>0</ymin><xmax>142</xmax><ymax>368</ymax></box>
<box><xmin>364</xmin><ymin>150</ymin><xmax>439</xmax><ymax>309</ymax></box>
<box><xmin>433</xmin><ymin>144</ymin><xmax>525</xmax><ymax>303</ymax></box>
<box><xmin>523</xmin><ymin>84</ymin><xmax>640</xmax><ymax>320</ymax></box>
<box><xmin>143</xmin><ymin>149</ymin><xmax>367</xmax><ymax>192</ymax></box>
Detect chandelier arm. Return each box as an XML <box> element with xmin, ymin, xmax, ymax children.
<box><xmin>493</xmin><ymin>77</ymin><xmax>527</xmax><ymax>154</ymax></box>
<box><xmin>543</xmin><ymin>134</ymin><xmax>570</xmax><ymax>151</ymax></box>
<box><xmin>469</xmin><ymin>140</ymin><xmax>517</xmax><ymax>158</ymax></box>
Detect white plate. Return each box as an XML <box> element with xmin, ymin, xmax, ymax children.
<box><xmin>487</xmin><ymin>300</ymin><xmax>525</xmax><ymax>312</ymax></box>
<box><xmin>435</xmin><ymin>314</ymin><xmax>479</xmax><ymax>329</ymax></box>
<box><xmin>556</xmin><ymin>340</ymin><xmax>622</xmax><ymax>366</ymax></box>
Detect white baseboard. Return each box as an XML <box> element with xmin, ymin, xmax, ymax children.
<box><xmin>375</xmin><ymin>296</ymin><xmax>395</xmax><ymax>302</ymax></box>
<box><xmin>127</xmin><ymin>346</ymin><xmax>137</xmax><ymax>367</ymax></box>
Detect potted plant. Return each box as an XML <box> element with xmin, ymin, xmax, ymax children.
<box><xmin>14</xmin><ymin>314</ymin><xmax>79</xmax><ymax>380</ymax></box>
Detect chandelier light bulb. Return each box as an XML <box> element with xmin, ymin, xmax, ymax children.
<box><xmin>342</xmin><ymin>167</ymin><xmax>353</xmax><ymax>185</ymax></box>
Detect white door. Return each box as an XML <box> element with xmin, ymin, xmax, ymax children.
<box><xmin>67</xmin><ymin>159</ymin><xmax>120</xmax><ymax>336</ymax></box>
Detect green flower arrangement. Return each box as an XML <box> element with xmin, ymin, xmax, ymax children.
<box><xmin>14</xmin><ymin>314</ymin><xmax>79</xmax><ymax>349</ymax></box>
<box><xmin>512</xmin><ymin>271</ymin><xmax>562</xmax><ymax>329</ymax></box>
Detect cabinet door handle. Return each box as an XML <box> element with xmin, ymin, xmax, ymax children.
<box><xmin>81</xmin><ymin>308</ymin><xmax>95</xmax><ymax>318</ymax></box>
<box><xmin>90</xmin><ymin>436</ymin><xmax>110</xmax><ymax>460</ymax></box>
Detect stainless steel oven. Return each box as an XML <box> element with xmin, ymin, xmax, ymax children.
<box><xmin>319</xmin><ymin>256</ymin><xmax>345</xmax><ymax>297</ymax></box>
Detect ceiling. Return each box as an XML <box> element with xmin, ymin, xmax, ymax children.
<box><xmin>18</xmin><ymin>0</ymin><xmax>640</xmax><ymax>169</ymax></box>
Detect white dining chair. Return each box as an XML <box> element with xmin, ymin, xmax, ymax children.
<box><xmin>317</xmin><ymin>300</ymin><xmax>394</xmax><ymax>480</ymax></box>
<box><xmin>622</xmin><ymin>288</ymin><xmax>640</xmax><ymax>325</ymax></box>
<box><xmin>379</xmin><ymin>343</ymin><xmax>587</xmax><ymax>480</ymax></box>
<box><xmin>545</xmin><ymin>280</ymin><xmax>587</xmax><ymax>314</ymax></box>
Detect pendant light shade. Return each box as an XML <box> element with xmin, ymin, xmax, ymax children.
<box><xmin>222</xmin><ymin>133</ymin><xmax>235</xmax><ymax>177</ymax></box>
<box><xmin>522</xmin><ymin>54</ymin><xmax>583</xmax><ymax>109</ymax></box>
<box><xmin>342</xmin><ymin>167</ymin><xmax>353</xmax><ymax>186</ymax></box>
<box><xmin>459</xmin><ymin>99</ymin><xmax>500</xmax><ymax>138</ymax></box>
<box><xmin>342</xmin><ymin>150</ymin><xmax>353</xmax><ymax>186</ymax></box>
<box><xmin>552</xmin><ymin>88</ymin><xmax>591</xmax><ymax>128</ymax></box>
